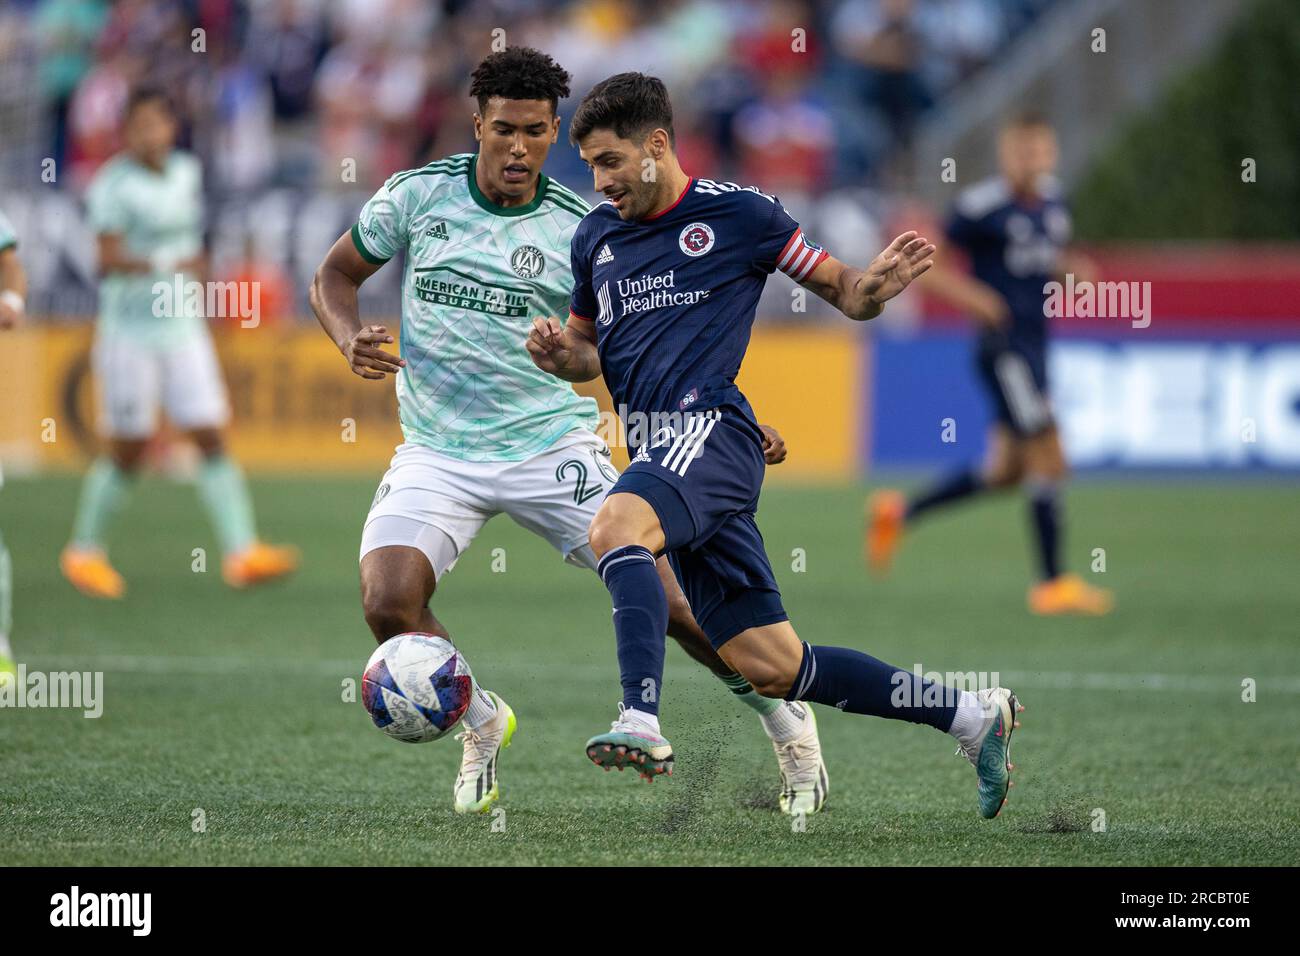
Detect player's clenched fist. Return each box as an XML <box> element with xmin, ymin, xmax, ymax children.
<box><xmin>525</xmin><ymin>316</ymin><xmax>575</xmax><ymax>375</ymax></box>
<box><xmin>343</xmin><ymin>324</ymin><xmax>406</xmax><ymax>380</ymax></box>
<box><xmin>759</xmin><ymin>423</ymin><xmax>787</xmax><ymax>465</ymax></box>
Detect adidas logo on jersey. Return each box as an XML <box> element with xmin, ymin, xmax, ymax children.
<box><xmin>425</xmin><ymin>221</ymin><xmax>450</xmax><ymax>241</ymax></box>
<box><xmin>596</xmin><ymin>244</ymin><xmax>614</xmax><ymax>265</ymax></box>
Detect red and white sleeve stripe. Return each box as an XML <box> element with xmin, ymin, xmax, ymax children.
<box><xmin>777</xmin><ymin>228</ymin><xmax>829</xmax><ymax>283</ymax></box>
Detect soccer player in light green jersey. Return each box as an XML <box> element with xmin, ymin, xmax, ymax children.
<box><xmin>310</xmin><ymin>48</ymin><xmax>827</xmax><ymax>816</ymax></box>
<box><xmin>0</xmin><ymin>206</ymin><xmax>27</xmax><ymax>679</ymax></box>
<box><xmin>61</xmin><ymin>88</ymin><xmax>298</xmax><ymax>599</ymax></box>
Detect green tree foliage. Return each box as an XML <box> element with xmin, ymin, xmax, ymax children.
<box><xmin>1074</xmin><ymin>0</ymin><xmax>1300</xmax><ymax>240</ymax></box>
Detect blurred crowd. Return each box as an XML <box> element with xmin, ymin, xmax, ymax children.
<box><xmin>4</xmin><ymin>0</ymin><xmax>1060</xmax><ymax>197</ymax></box>
<box><xmin>0</xmin><ymin>0</ymin><xmax>1060</xmax><ymax>320</ymax></box>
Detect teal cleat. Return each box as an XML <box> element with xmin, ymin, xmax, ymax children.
<box><xmin>957</xmin><ymin>687</ymin><xmax>1023</xmax><ymax>819</ymax></box>
<box><xmin>585</xmin><ymin>704</ymin><xmax>674</xmax><ymax>782</ymax></box>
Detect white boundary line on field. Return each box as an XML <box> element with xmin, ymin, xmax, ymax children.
<box><xmin>18</xmin><ymin>654</ymin><xmax>1300</xmax><ymax>694</ymax></box>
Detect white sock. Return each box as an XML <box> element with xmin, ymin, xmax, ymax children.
<box><xmin>623</xmin><ymin>706</ymin><xmax>661</xmax><ymax>735</ymax></box>
<box><xmin>946</xmin><ymin>690</ymin><xmax>987</xmax><ymax>745</ymax></box>
<box><xmin>760</xmin><ymin>700</ymin><xmax>808</xmax><ymax>742</ymax></box>
<box><xmin>463</xmin><ymin>683</ymin><xmax>498</xmax><ymax>729</ymax></box>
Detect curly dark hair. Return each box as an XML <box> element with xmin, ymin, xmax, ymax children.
<box><xmin>469</xmin><ymin>47</ymin><xmax>571</xmax><ymax>116</ymax></box>
<box><xmin>569</xmin><ymin>72</ymin><xmax>674</xmax><ymax>146</ymax></box>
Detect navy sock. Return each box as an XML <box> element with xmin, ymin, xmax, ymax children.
<box><xmin>906</xmin><ymin>468</ymin><xmax>983</xmax><ymax>522</ymax></box>
<box><xmin>1027</xmin><ymin>479</ymin><xmax>1061</xmax><ymax>580</ymax></box>
<box><xmin>597</xmin><ymin>545</ymin><xmax>667</xmax><ymax>716</ymax></box>
<box><xmin>786</xmin><ymin>642</ymin><xmax>957</xmax><ymax>731</ymax></box>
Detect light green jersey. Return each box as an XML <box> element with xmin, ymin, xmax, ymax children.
<box><xmin>86</xmin><ymin>151</ymin><xmax>205</xmax><ymax>347</ymax></box>
<box><xmin>0</xmin><ymin>208</ymin><xmax>16</xmax><ymax>252</ymax></box>
<box><xmin>352</xmin><ymin>153</ymin><xmax>599</xmax><ymax>462</ymax></box>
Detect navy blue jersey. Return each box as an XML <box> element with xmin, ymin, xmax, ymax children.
<box><xmin>946</xmin><ymin>176</ymin><xmax>1072</xmax><ymax>356</ymax></box>
<box><xmin>569</xmin><ymin>177</ymin><xmax>827</xmax><ymax>432</ymax></box>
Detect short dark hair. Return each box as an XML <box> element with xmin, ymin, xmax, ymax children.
<box><xmin>1003</xmin><ymin>109</ymin><xmax>1054</xmax><ymax>133</ymax></box>
<box><xmin>125</xmin><ymin>86</ymin><xmax>174</xmax><ymax>119</ymax></box>
<box><xmin>469</xmin><ymin>47</ymin><xmax>571</xmax><ymax>116</ymax></box>
<box><xmin>569</xmin><ymin>72</ymin><xmax>674</xmax><ymax>146</ymax></box>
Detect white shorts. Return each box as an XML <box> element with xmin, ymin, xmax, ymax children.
<box><xmin>360</xmin><ymin>430</ymin><xmax>622</xmax><ymax>579</ymax></box>
<box><xmin>94</xmin><ymin>328</ymin><xmax>230</xmax><ymax>438</ymax></box>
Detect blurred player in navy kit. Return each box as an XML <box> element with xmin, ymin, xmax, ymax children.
<box><xmin>868</xmin><ymin>113</ymin><xmax>1113</xmax><ymax>616</ymax></box>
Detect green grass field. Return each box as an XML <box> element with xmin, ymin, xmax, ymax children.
<box><xmin>2</xmin><ymin>474</ymin><xmax>1297</xmax><ymax>866</ymax></box>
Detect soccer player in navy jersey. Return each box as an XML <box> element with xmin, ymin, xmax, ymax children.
<box><xmin>866</xmin><ymin>113</ymin><xmax>1113</xmax><ymax>616</ymax></box>
<box><xmin>526</xmin><ymin>73</ymin><xmax>1023</xmax><ymax>819</ymax></box>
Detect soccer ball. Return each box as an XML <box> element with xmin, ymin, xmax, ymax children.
<box><xmin>361</xmin><ymin>633</ymin><xmax>474</xmax><ymax>743</ymax></box>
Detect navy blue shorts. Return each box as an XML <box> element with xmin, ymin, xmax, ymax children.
<box><xmin>975</xmin><ymin>339</ymin><xmax>1053</xmax><ymax>438</ymax></box>
<box><xmin>610</xmin><ymin>407</ymin><xmax>787</xmax><ymax>649</ymax></box>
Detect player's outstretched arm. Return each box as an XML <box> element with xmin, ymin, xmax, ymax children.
<box><xmin>309</xmin><ymin>231</ymin><xmax>405</xmax><ymax>381</ymax></box>
<box><xmin>800</xmin><ymin>231</ymin><xmax>937</xmax><ymax>322</ymax></box>
<box><xmin>525</xmin><ymin>314</ymin><xmax>602</xmax><ymax>383</ymax></box>
<box><xmin>919</xmin><ymin>259</ymin><xmax>1009</xmax><ymax>329</ymax></box>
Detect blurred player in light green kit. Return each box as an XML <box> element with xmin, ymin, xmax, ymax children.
<box><xmin>0</xmin><ymin>206</ymin><xmax>27</xmax><ymax>677</ymax></box>
<box><xmin>60</xmin><ymin>87</ymin><xmax>298</xmax><ymax>599</ymax></box>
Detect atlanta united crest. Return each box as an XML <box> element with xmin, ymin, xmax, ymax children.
<box><xmin>678</xmin><ymin>222</ymin><xmax>715</xmax><ymax>257</ymax></box>
<box><xmin>510</xmin><ymin>244</ymin><xmax>545</xmax><ymax>278</ymax></box>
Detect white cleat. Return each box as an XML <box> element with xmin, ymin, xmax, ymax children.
<box><xmin>452</xmin><ymin>692</ymin><xmax>516</xmax><ymax>814</ymax></box>
<box><xmin>772</xmin><ymin>702</ymin><xmax>828</xmax><ymax>815</ymax></box>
